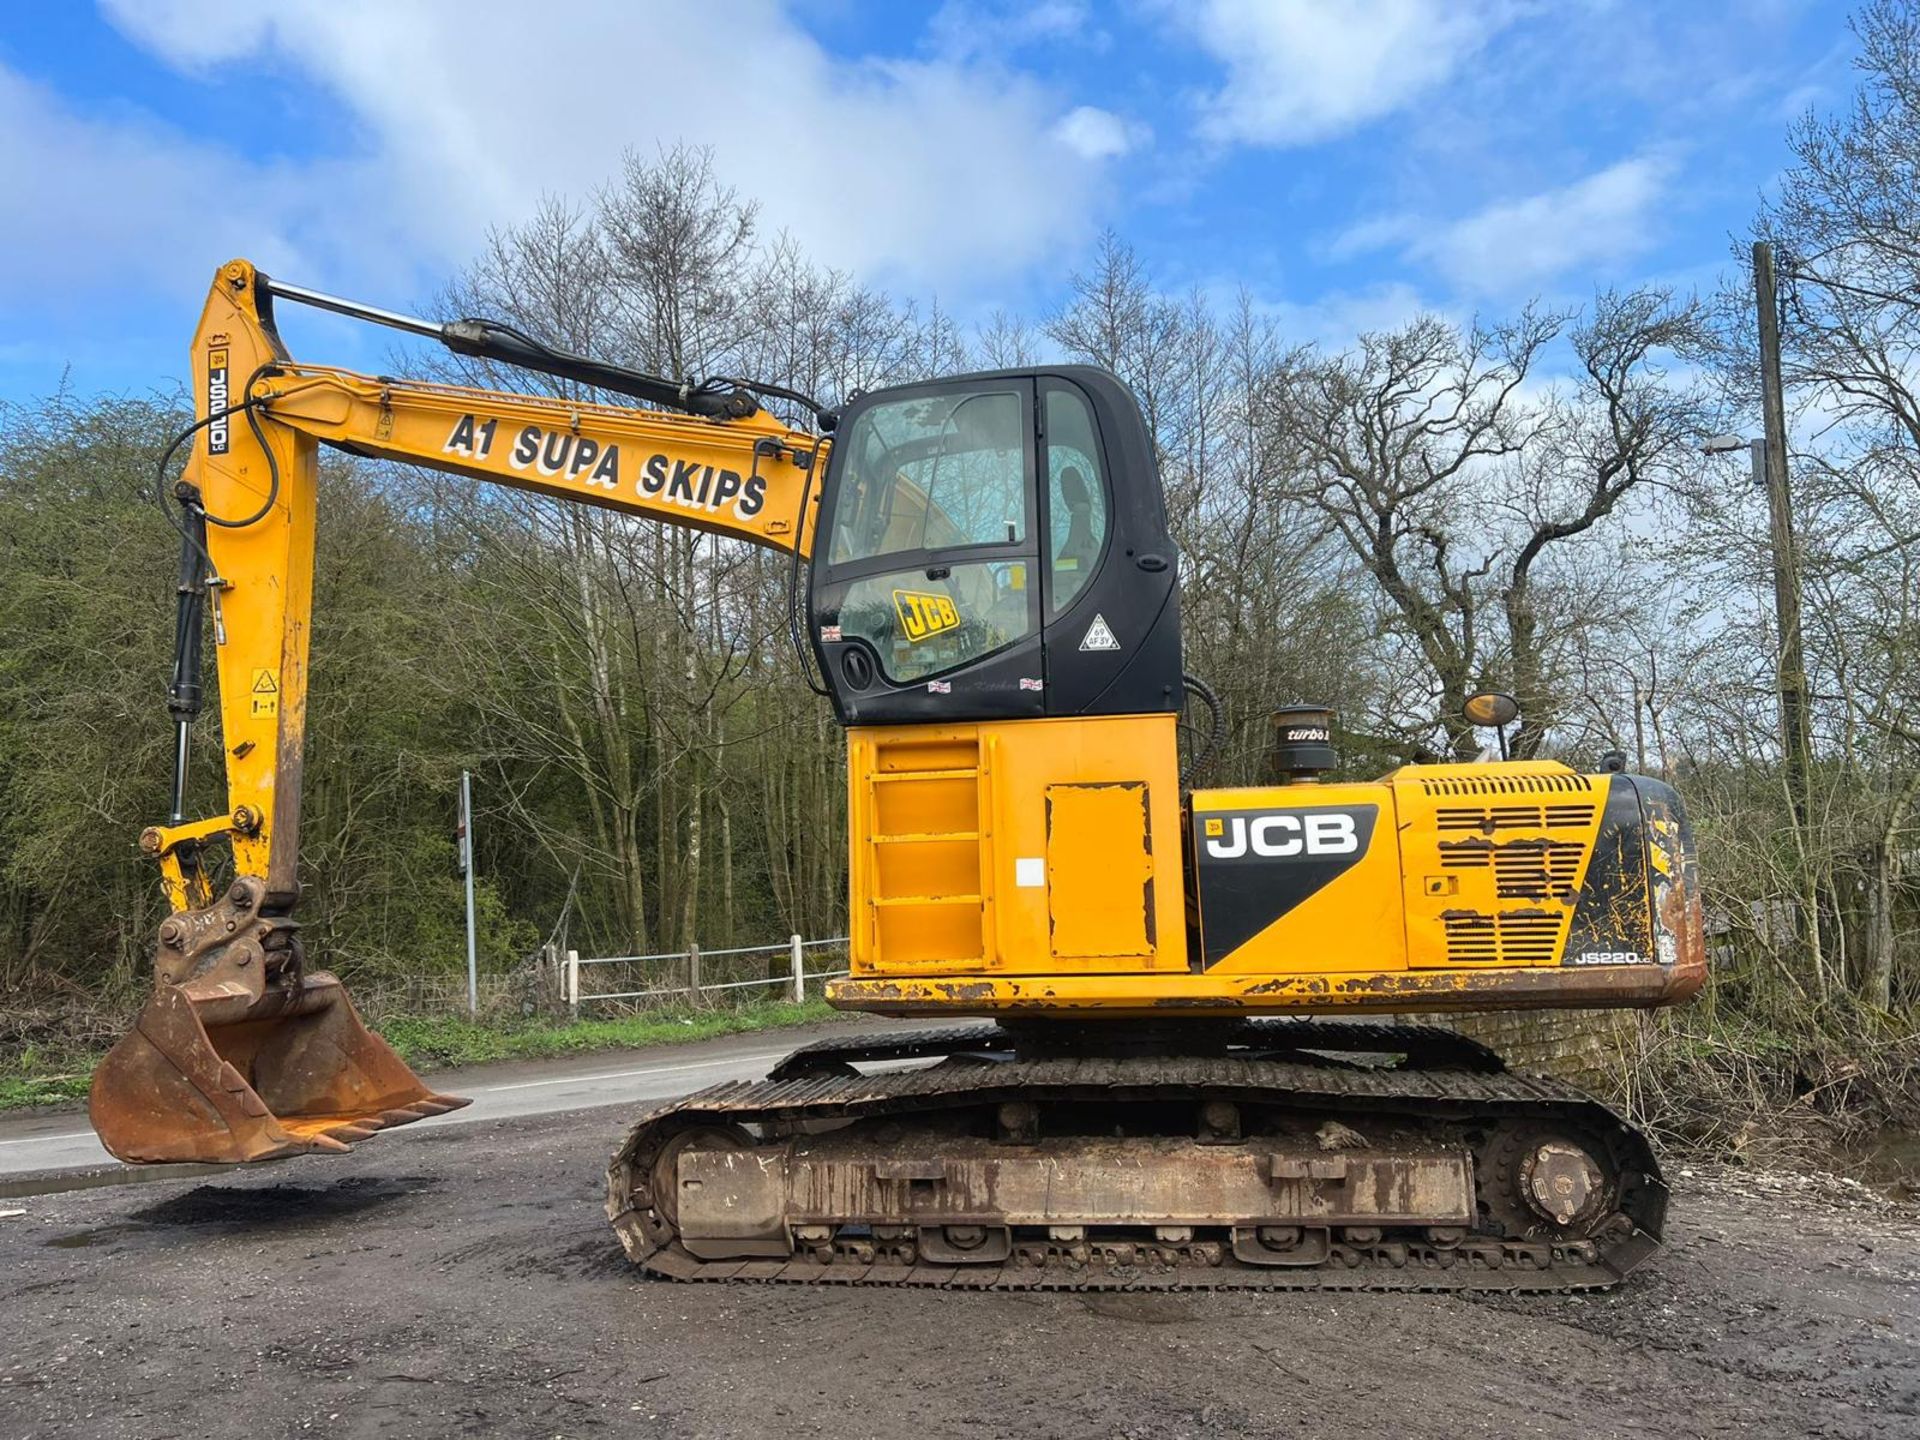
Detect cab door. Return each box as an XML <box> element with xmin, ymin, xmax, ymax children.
<box><xmin>810</xmin><ymin>366</ymin><xmax>1183</xmax><ymax>727</ymax></box>
<box><xmin>811</xmin><ymin>378</ymin><xmax>1046</xmax><ymax>724</ymax></box>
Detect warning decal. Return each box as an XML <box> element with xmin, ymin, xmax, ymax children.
<box><xmin>1079</xmin><ymin>613</ymin><xmax>1121</xmax><ymax>652</ymax></box>
<box><xmin>250</xmin><ymin>668</ymin><xmax>279</xmax><ymax>719</ymax></box>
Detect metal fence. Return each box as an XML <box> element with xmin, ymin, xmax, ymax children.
<box><xmin>350</xmin><ymin>971</ymin><xmax>524</xmax><ymax>1023</ymax></box>
<box><xmin>565</xmin><ymin>935</ymin><xmax>851</xmax><ymax>1015</ymax></box>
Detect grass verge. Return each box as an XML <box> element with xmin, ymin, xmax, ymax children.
<box><xmin>0</xmin><ymin>1071</ymin><xmax>93</xmax><ymax>1109</ymax></box>
<box><xmin>0</xmin><ymin>998</ymin><xmax>840</xmax><ymax>1113</ymax></box>
<box><xmin>375</xmin><ymin>999</ymin><xmax>839</xmax><ymax>1070</ymax></box>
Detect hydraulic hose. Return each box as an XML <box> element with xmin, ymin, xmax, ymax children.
<box><xmin>1180</xmin><ymin>672</ymin><xmax>1226</xmax><ymax>787</ymax></box>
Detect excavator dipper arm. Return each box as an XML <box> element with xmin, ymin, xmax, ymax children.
<box><xmin>91</xmin><ymin>260</ymin><xmax>825</xmax><ymax>1165</ymax></box>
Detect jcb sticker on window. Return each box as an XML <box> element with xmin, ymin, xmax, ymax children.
<box><xmin>893</xmin><ymin>589</ymin><xmax>960</xmax><ymax>642</ymax></box>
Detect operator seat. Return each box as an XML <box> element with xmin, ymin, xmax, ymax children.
<box><xmin>1055</xmin><ymin>464</ymin><xmax>1099</xmax><ymax>594</ymax></box>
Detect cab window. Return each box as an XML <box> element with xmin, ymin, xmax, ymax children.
<box><xmin>1043</xmin><ymin>384</ymin><xmax>1109</xmax><ymax>614</ymax></box>
<box><xmin>838</xmin><ymin>561</ymin><xmax>1033</xmax><ymax>683</ymax></box>
<box><xmin>827</xmin><ymin>388</ymin><xmax>1027</xmax><ymax>566</ymax></box>
<box><xmin>825</xmin><ymin>384</ymin><xmax>1036</xmax><ymax>684</ymax></box>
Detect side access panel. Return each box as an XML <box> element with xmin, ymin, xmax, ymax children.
<box><xmin>847</xmin><ymin>714</ymin><xmax>1186</xmax><ymax>978</ymax></box>
<box><xmin>1046</xmin><ymin>781</ymin><xmax>1155</xmax><ymax>959</ymax></box>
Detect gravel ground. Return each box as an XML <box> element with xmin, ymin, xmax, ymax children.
<box><xmin>1</xmin><ymin>1101</ymin><xmax>1915</xmax><ymax>1439</ymax></box>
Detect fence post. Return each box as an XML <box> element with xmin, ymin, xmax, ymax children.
<box><xmin>687</xmin><ymin>943</ymin><xmax>702</xmax><ymax>1005</ymax></box>
<box><xmin>566</xmin><ymin>949</ymin><xmax>579</xmax><ymax>1019</ymax></box>
<box><xmin>790</xmin><ymin>934</ymin><xmax>805</xmax><ymax>1003</ymax></box>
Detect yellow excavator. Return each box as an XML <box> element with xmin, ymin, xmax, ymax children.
<box><xmin>91</xmin><ymin>259</ymin><xmax>1705</xmax><ymax>1290</ymax></box>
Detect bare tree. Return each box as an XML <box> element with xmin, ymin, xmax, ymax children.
<box><xmin>1268</xmin><ymin>310</ymin><xmax>1558</xmax><ymax>758</ymax></box>
<box><xmin>1499</xmin><ymin>290</ymin><xmax>1710</xmax><ymax>756</ymax></box>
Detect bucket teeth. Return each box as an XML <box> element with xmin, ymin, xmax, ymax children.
<box><xmin>376</xmin><ymin>1097</ymin><xmax>469</xmax><ymax>1127</ymax></box>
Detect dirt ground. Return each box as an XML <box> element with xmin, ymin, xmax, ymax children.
<box><xmin>1</xmin><ymin>1104</ymin><xmax>1915</xmax><ymax>1440</ymax></box>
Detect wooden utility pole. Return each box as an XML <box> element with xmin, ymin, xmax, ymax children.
<box><xmin>1753</xmin><ymin>240</ymin><xmax>1822</xmax><ymax>982</ymax></box>
<box><xmin>1753</xmin><ymin>243</ymin><xmax>1814</xmax><ymax>822</ymax></box>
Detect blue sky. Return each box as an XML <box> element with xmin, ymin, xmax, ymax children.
<box><xmin>0</xmin><ymin>0</ymin><xmax>1865</xmax><ymax>406</ymax></box>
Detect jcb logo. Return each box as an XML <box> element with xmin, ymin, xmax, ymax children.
<box><xmin>1202</xmin><ymin>811</ymin><xmax>1361</xmax><ymax>859</ymax></box>
<box><xmin>894</xmin><ymin>589</ymin><xmax>960</xmax><ymax>643</ymax></box>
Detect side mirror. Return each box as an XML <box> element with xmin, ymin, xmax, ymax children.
<box><xmin>1463</xmin><ymin>691</ymin><xmax>1520</xmax><ymax>728</ymax></box>
<box><xmin>1463</xmin><ymin>690</ymin><xmax>1521</xmax><ymax>761</ymax></box>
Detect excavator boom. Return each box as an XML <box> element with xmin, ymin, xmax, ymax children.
<box><xmin>92</xmin><ymin>260</ymin><xmax>823</xmax><ymax>1165</ymax></box>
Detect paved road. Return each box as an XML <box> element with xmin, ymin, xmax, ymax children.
<box><xmin>0</xmin><ymin>1016</ymin><xmax>937</xmax><ymax>1183</ymax></box>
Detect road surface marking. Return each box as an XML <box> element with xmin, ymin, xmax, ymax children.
<box><xmin>0</xmin><ymin>1046</ymin><xmax>803</xmax><ymax>1147</ymax></box>
<box><xmin>0</xmin><ymin>1131</ymin><xmax>94</xmax><ymax>1147</ymax></box>
<box><xmin>471</xmin><ymin>1048</ymin><xmax>795</xmax><ymax>1094</ymax></box>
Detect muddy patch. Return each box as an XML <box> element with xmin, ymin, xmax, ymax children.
<box><xmin>131</xmin><ymin>1174</ymin><xmax>439</xmax><ymax>1227</ymax></box>
<box><xmin>1845</xmin><ymin>1128</ymin><xmax>1920</xmax><ymax>1201</ymax></box>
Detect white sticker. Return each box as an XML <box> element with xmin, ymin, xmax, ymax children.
<box><xmin>819</xmin><ymin>624</ymin><xmax>842</xmax><ymax>642</ymax></box>
<box><xmin>1079</xmin><ymin>613</ymin><xmax>1120</xmax><ymax>652</ymax></box>
<box><xmin>1015</xmin><ymin>857</ymin><xmax>1046</xmax><ymax>888</ymax></box>
<box><xmin>926</xmin><ymin>679</ymin><xmax>952</xmax><ymax>694</ymax></box>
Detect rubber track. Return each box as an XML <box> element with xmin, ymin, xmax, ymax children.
<box><xmin>607</xmin><ymin>1053</ymin><xmax>1664</xmax><ymax>1292</ymax></box>
<box><xmin>638</xmin><ymin>1240</ymin><xmax>1653</xmax><ymax>1292</ymax></box>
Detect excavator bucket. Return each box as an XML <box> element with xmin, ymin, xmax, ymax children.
<box><xmin>91</xmin><ymin>969</ymin><xmax>468</xmax><ymax>1165</ymax></box>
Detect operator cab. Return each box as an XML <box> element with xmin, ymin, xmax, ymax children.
<box><xmin>810</xmin><ymin>367</ymin><xmax>1183</xmax><ymax>724</ymax></box>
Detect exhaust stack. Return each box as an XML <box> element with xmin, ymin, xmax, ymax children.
<box><xmin>1268</xmin><ymin>704</ymin><xmax>1337</xmax><ymax>783</ymax></box>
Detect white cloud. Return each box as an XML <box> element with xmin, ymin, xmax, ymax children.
<box><xmin>0</xmin><ymin>63</ymin><xmax>359</xmax><ymax>312</ymax></box>
<box><xmin>32</xmin><ymin>0</ymin><xmax>1126</xmax><ymax>310</ymax></box>
<box><xmin>928</xmin><ymin>0</ymin><xmax>1095</xmax><ymax>60</ymax></box>
<box><xmin>1270</xmin><ymin>281</ymin><xmax>1441</xmax><ymax>347</ymax></box>
<box><xmin>1053</xmin><ymin>106</ymin><xmax>1144</xmax><ymax>161</ymax></box>
<box><xmin>1335</xmin><ymin>155</ymin><xmax>1678</xmax><ymax>296</ymax></box>
<box><xmin>1172</xmin><ymin>0</ymin><xmax>1516</xmax><ymax>146</ymax></box>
